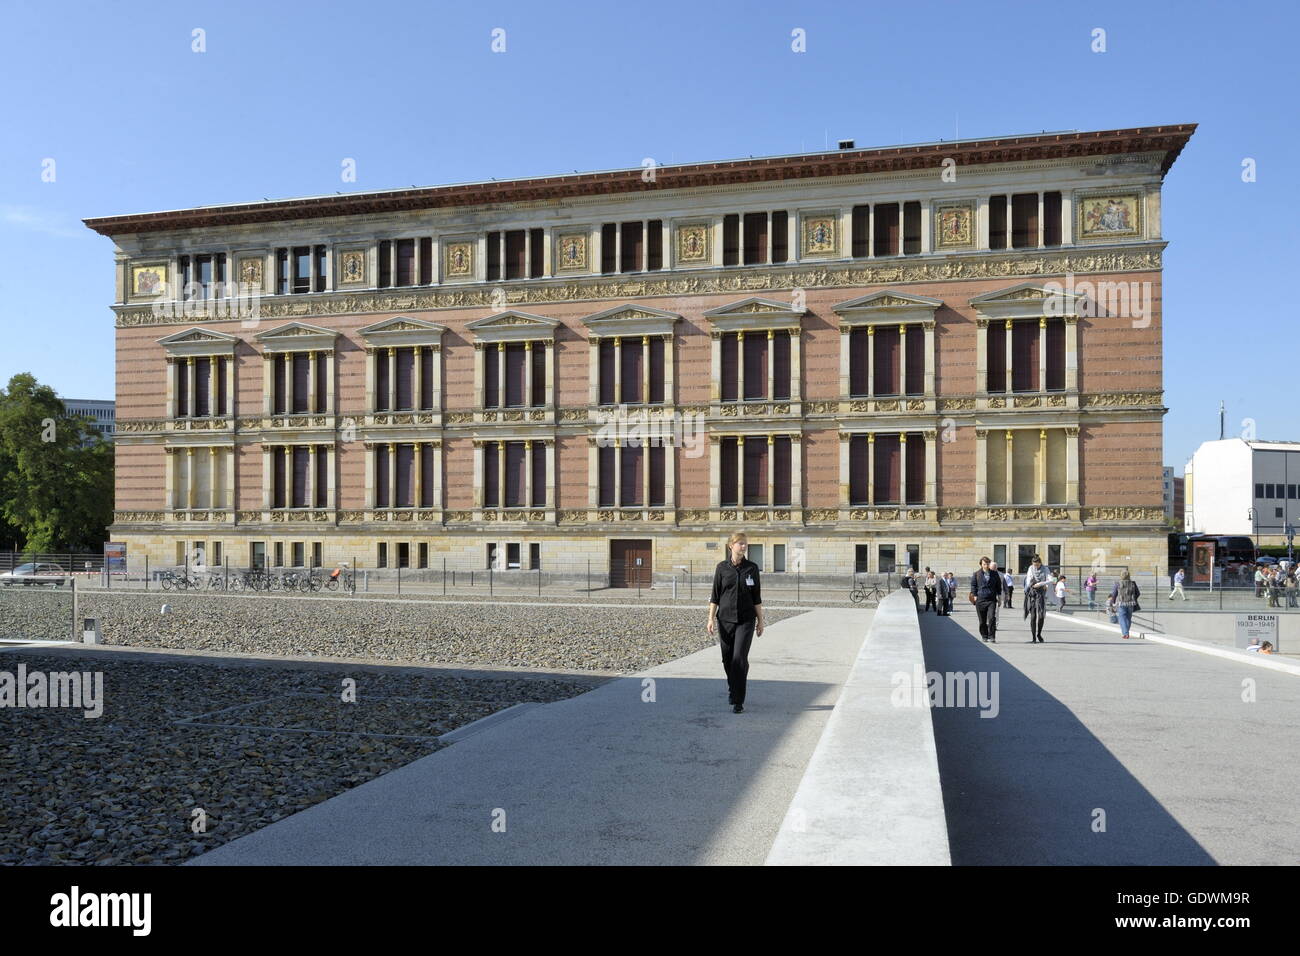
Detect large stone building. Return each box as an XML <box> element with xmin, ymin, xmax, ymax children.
<box><xmin>86</xmin><ymin>124</ymin><xmax>1192</xmax><ymax>580</ymax></box>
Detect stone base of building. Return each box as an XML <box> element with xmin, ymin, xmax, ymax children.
<box><xmin>109</xmin><ymin>526</ymin><xmax>1169</xmax><ymax>579</ymax></box>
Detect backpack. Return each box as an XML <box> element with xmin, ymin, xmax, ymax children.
<box><xmin>1119</xmin><ymin>579</ymin><xmax>1138</xmax><ymax>608</ymax></box>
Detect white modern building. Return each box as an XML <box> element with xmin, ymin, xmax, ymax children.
<box><xmin>1184</xmin><ymin>439</ymin><xmax>1300</xmax><ymax>542</ymax></box>
<box><xmin>64</xmin><ymin>398</ymin><xmax>115</xmax><ymax>442</ymax></box>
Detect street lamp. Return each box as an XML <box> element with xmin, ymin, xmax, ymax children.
<box><xmin>1247</xmin><ymin>507</ymin><xmax>1258</xmax><ymax>558</ymax></box>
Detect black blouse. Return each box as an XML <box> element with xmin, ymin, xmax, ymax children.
<box><xmin>710</xmin><ymin>558</ymin><xmax>762</xmax><ymax>623</ymax></box>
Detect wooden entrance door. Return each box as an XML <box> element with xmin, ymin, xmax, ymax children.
<box><xmin>610</xmin><ymin>539</ymin><xmax>652</xmax><ymax>588</ymax></box>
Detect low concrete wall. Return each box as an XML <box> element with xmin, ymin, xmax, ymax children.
<box><xmin>1134</xmin><ymin>610</ymin><xmax>1298</xmax><ymax>654</ymax></box>
<box><xmin>766</xmin><ymin>588</ymin><xmax>951</xmax><ymax>866</ymax></box>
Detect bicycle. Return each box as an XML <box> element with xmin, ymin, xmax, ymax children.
<box><xmin>324</xmin><ymin>564</ymin><xmax>353</xmax><ymax>591</ymax></box>
<box><xmin>850</xmin><ymin>582</ymin><xmax>886</xmax><ymax>605</ymax></box>
<box><xmin>300</xmin><ymin>569</ymin><xmax>322</xmax><ymax>592</ymax></box>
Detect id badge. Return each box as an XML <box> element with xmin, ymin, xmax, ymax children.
<box><xmin>745</xmin><ymin>576</ymin><xmax>755</xmax><ymax>586</ymax></box>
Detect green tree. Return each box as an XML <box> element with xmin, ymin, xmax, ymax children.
<box><xmin>0</xmin><ymin>373</ymin><xmax>114</xmax><ymax>552</ymax></box>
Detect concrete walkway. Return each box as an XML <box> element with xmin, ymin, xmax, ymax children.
<box><xmin>190</xmin><ymin>607</ymin><xmax>866</xmax><ymax>865</ymax></box>
<box><xmin>919</xmin><ymin>603</ymin><xmax>1300</xmax><ymax>865</ymax></box>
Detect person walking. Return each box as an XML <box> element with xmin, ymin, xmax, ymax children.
<box><xmin>1054</xmin><ymin>574</ymin><xmax>1068</xmax><ymax>611</ymax></box>
<box><xmin>1109</xmin><ymin>569</ymin><xmax>1141</xmax><ymax>640</ymax></box>
<box><xmin>1085</xmin><ymin>571</ymin><xmax>1098</xmax><ymax>610</ymax></box>
<box><xmin>968</xmin><ymin>556</ymin><xmax>1003</xmax><ymax>642</ymax></box>
<box><xmin>1023</xmin><ymin>554</ymin><xmax>1051</xmax><ymax>643</ymax></box>
<box><xmin>1002</xmin><ymin>568</ymin><xmax>1014</xmax><ymax>608</ymax></box>
<box><xmin>923</xmin><ymin>568</ymin><xmax>938</xmax><ymax>613</ymax></box>
<box><xmin>1255</xmin><ymin>565</ymin><xmax>1265</xmax><ymax>598</ymax></box>
<box><xmin>707</xmin><ymin>532</ymin><xmax>764</xmax><ymax>714</ymax></box>
<box><xmin>944</xmin><ymin>572</ymin><xmax>957</xmax><ymax>614</ymax></box>
<box><xmin>1168</xmin><ymin>567</ymin><xmax>1187</xmax><ymax>601</ymax></box>
<box><xmin>934</xmin><ymin>571</ymin><xmax>949</xmax><ymax>616</ymax></box>
<box><xmin>1287</xmin><ymin>571</ymin><xmax>1298</xmax><ymax>609</ymax></box>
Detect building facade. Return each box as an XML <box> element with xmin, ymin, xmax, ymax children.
<box><xmin>64</xmin><ymin>398</ymin><xmax>116</xmax><ymax>443</ymax></box>
<box><xmin>87</xmin><ymin>125</ymin><xmax>1191</xmax><ymax>578</ymax></box>
<box><xmin>1184</xmin><ymin>439</ymin><xmax>1300</xmax><ymax>544</ymax></box>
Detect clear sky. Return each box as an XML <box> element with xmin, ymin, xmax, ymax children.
<box><xmin>1</xmin><ymin>0</ymin><xmax>1295</xmax><ymax>474</ymax></box>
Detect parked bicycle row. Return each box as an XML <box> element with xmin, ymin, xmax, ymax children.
<box><xmin>158</xmin><ymin>564</ymin><xmax>355</xmax><ymax>593</ymax></box>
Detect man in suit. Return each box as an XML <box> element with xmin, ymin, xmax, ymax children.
<box><xmin>968</xmin><ymin>556</ymin><xmax>1003</xmax><ymax>642</ymax></box>
<box><xmin>935</xmin><ymin>571</ymin><xmax>949</xmax><ymax>615</ymax></box>
<box><xmin>707</xmin><ymin>531</ymin><xmax>764</xmax><ymax>713</ymax></box>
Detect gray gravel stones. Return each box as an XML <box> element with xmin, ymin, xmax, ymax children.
<box><xmin>2</xmin><ymin>590</ymin><xmax>802</xmax><ymax>672</ymax></box>
<box><xmin>0</xmin><ymin>651</ymin><xmax>598</xmax><ymax>866</ymax></box>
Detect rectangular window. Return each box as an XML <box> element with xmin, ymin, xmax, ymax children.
<box><xmin>419</xmin><ymin>237</ymin><xmax>433</xmax><ymax>285</ymax></box>
<box><xmin>1255</xmin><ymin>483</ymin><xmax>1264</xmax><ymax>498</ymax></box>
<box><xmin>505</xmin><ymin>442</ymin><xmax>526</xmax><ymax>508</ymax></box>
<box><xmin>1266</xmin><ymin>483</ymin><xmax>1275</xmax><ymax>499</ymax></box>
<box><xmin>507</xmin><ymin>543</ymin><xmax>520</xmax><ymax>569</ymax></box>
<box><xmin>873</xmin><ymin>326</ymin><xmax>900</xmax><ymax>395</ymax></box>
<box><xmin>988</xmin><ymin>196</ymin><xmax>1007</xmax><ymax>250</ymax></box>
<box><xmin>620</xmin><ymin>221</ymin><xmax>643</xmax><ymax>273</ymax></box>
<box><xmin>649</xmin><ymin>444</ymin><xmax>665</xmax><ymax>507</ymax></box>
<box><xmin>276</xmin><ymin>249</ymin><xmax>290</xmax><ymax>295</ymax></box>
<box><xmin>376</xmin><ymin>446</ymin><xmax>390</xmax><ymax>508</ymax></box>
<box><xmin>620</xmin><ymin>445</ymin><xmax>643</xmax><ymax>507</ymax></box>
<box><xmin>418</xmin><ymin>542</ymin><xmax>428</xmax><ymax>569</ymax></box>
<box><xmin>396</xmin><ymin>444</ymin><xmax>414</xmax><ymax>508</ymax></box>
<box><xmin>878</xmin><ymin>544</ymin><xmax>896</xmax><ymax>574</ymax></box>
<box><xmin>743</xmin><ymin>212</ymin><xmax>767</xmax><ymax>265</ymax></box>
<box><xmin>505</xmin><ymin>343</ymin><xmax>526</xmax><ymax>407</ymax></box>
<box><xmin>771</xmin><ymin>211</ymin><xmax>788</xmax><ymax>263</ymax></box>
<box><xmin>531</xmin><ymin>343</ymin><xmax>546</xmax><ymax>406</ymax></box>
<box><xmin>1047</xmin><ymin>544</ymin><xmax>1062</xmax><ymax>570</ymax></box>
<box><xmin>395</xmin><ymin>347</ymin><xmax>414</xmax><ymax>410</ymax></box>
<box><xmin>397</xmin><ymin>542</ymin><xmax>410</xmax><ymax>569</ymax></box>
<box><xmin>993</xmin><ymin>544</ymin><xmax>1007</xmax><ymax>569</ymax></box>
<box><xmin>1290</xmin><ymin>485</ymin><xmax>1296</xmax><ymax>499</ymax></box>
<box><xmin>484</xmin><ymin>442</ymin><xmax>499</xmax><ymax>508</ymax></box>
<box><xmin>851</xmin><ymin>205</ymin><xmax>869</xmax><ymax>258</ymax></box>
<box><xmin>1276</xmin><ymin>507</ymin><xmax>1284</xmax><ymax>519</ymax></box>
<box><xmin>742</xmin><ymin>332</ymin><xmax>767</xmax><ymax>400</ymax></box>
<box><xmin>486</xmin><ymin>231</ymin><xmax>501</xmax><ymax>281</ymax></box>
<box><xmin>720</xmin><ymin>437</ymin><xmax>739</xmax><ymax>507</ymax></box>
<box><xmin>748</xmin><ymin>543</ymin><xmax>764</xmax><ymax>571</ymax></box>
<box><xmin>212</xmin><ymin>541</ymin><xmax>223</xmax><ymax>566</ymax></box>
<box><xmin>620</xmin><ymin>339</ymin><xmax>643</xmax><ymax>404</ymax></box>
<box><xmin>292</xmin><ymin>353</ymin><xmax>309</xmax><ymax>413</ymax></box>
<box><xmin>772</xmin><ymin>332</ymin><xmax>791</xmax><ymax>400</ymax></box>
<box><xmin>505</xmin><ymin>230</ymin><xmax>526</xmax><ymax>280</ymax></box>
<box><xmin>293</xmin><ymin>246</ymin><xmax>311</xmax><ymax>294</ymax></box>
<box><xmin>1011</xmin><ymin>193</ymin><xmax>1038</xmax><ymax>249</ymax></box>
<box><xmin>773</xmin><ymin>436</ymin><xmax>792</xmax><ymax>506</ymax></box>
<box><xmin>312</xmin><ymin>542</ymin><xmax>321</xmax><ymax>568</ymax></box>
<box><xmin>377</xmin><ymin>542</ymin><xmax>387</xmax><ymax>569</ymax></box>
<box><xmin>856</xmin><ymin>544</ymin><xmax>871</xmax><ymax>574</ymax></box>
<box><xmin>905</xmin><ymin>434</ymin><xmax>925</xmax><ymax>504</ymax></box>
<box><xmin>195</xmin><ymin>357</ymin><xmax>211</xmax><ymax>416</ymax></box>
<box><xmin>599</xmin><ymin>445</ymin><xmax>616</xmax><ymax>507</ymax></box>
<box><xmin>1011</xmin><ymin>321</ymin><xmax>1040</xmax><ymax>391</ymax></box>
<box><xmin>873</xmin><ymin>203</ymin><xmax>899</xmax><ymax>256</ymax></box>
<box><xmin>720</xmin><ymin>333</ymin><xmax>738</xmax><ymax>402</ymax></box>
<box><xmin>251</xmin><ymin>541</ymin><xmax>265</xmax><ymax>570</ymax></box>
<box><xmin>274</xmin><ymin>542</ymin><xmax>284</xmax><ymax>568</ymax></box>
<box><xmin>849</xmin><ymin>328</ymin><xmax>869</xmax><ymax>396</ymax></box>
<box><xmin>906</xmin><ymin>545</ymin><xmax>919</xmax><ymax>572</ymax></box>
<box><xmin>723</xmin><ymin>214</ymin><xmax>740</xmax><ymax>266</ymax></box>
<box><xmin>1045</xmin><ymin>318</ymin><xmax>1066</xmax><ymax>390</ymax></box>
<box><xmin>987</xmin><ymin>321</ymin><xmax>1007</xmax><ymax>392</ymax></box>
<box><xmin>378</xmin><ymin>240</ymin><xmax>392</xmax><ymax>287</ymax></box>
<box><xmin>1043</xmin><ymin>191</ymin><xmax>1062</xmax><ymax>246</ymax></box>
<box><xmin>529</xmin><ymin>542</ymin><xmax>541</xmax><ymax>570</ymax></box>
<box><xmin>599</xmin><ymin>340</ymin><xmax>616</xmax><ymax>405</ymax></box>
<box><xmin>601</xmin><ymin>224</ymin><xmax>617</xmax><ymax>274</ymax></box>
<box><xmin>529</xmin><ymin>228</ymin><xmax>544</xmax><ymax>279</ymax></box>
<box><xmin>905</xmin><ymin>327</ymin><xmax>925</xmax><ymax>395</ymax></box>
<box><xmin>292</xmin><ymin>542</ymin><xmax>305</xmax><ymax>568</ymax></box>
<box><xmin>484</xmin><ymin>345</ymin><xmax>499</xmax><ymax>408</ymax></box>
<box><xmin>292</xmin><ymin>446</ymin><xmax>309</xmax><ymax>507</ymax></box>
<box><xmin>532</xmin><ymin>442</ymin><xmax>546</xmax><ymax>507</ymax></box>
<box><xmin>1017</xmin><ymin>545</ymin><xmax>1036</xmax><ymax>574</ymax></box>
<box><xmin>272</xmin><ymin>447</ymin><xmax>286</xmax><ymax>508</ymax></box>
<box><xmin>849</xmin><ymin>435</ymin><xmax>869</xmax><ymax>505</ymax></box>
<box><xmin>902</xmin><ymin>201</ymin><xmax>921</xmax><ymax>255</ymax></box>
<box><xmin>773</xmin><ymin>543</ymin><xmax>786</xmax><ymax>573</ymax></box>
<box><xmin>742</xmin><ymin>438</ymin><xmax>766</xmax><ymax>506</ymax></box>
<box><xmin>395</xmin><ymin>238</ymin><xmax>416</xmax><ymax>287</ymax></box>
<box><xmin>647</xmin><ymin>220</ymin><xmax>663</xmax><ymax>271</ymax></box>
<box><xmin>648</xmin><ymin>337</ymin><xmax>665</xmax><ymax>404</ymax></box>
<box><xmin>874</xmin><ymin>434</ymin><xmax>901</xmax><ymax>503</ymax></box>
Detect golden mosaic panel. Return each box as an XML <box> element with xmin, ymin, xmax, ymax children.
<box><xmin>339</xmin><ymin>250</ymin><xmax>366</xmax><ymax>284</ymax></box>
<box><xmin>555</xmin><ymin>233</ymin><xmax>588</xmax><ymax>272</ymax></box>
<box><xmin>800</xmin><ymin>214</ymin><xmax>837</xmax><ymax>258</ymax></box>
<box><xmin>675</xmin><ymin>223</ymin><xmax>710</xmax><ymax>263</ymax></box>
<box><xmin>131</xmin><ymin>263</ymin><xmax>167</xmax><ymax>296</ymax></box>
<box><xmin>1076</xmin><ymin>192</ymin><xmax>1142</xmax><ymax>241</ymax></box>
<box><xmin>934</xmin><ymin>203</ymin><xmax>974</xmax><ymax>249</ymax></box>
<box><xmin>444</xmin><ymin>241</ymin><xmax>474</xmax><ymax>278</ymax></box>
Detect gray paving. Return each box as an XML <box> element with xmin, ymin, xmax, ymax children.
<box><xmin>189</xmin><ymin>607</ymin><xmax>866</xmax><ymax>865</ymax></box>
<box><xmin>919</xmin><ymin>602</ymin><xmax>1300</xmax><ymax>865</ymax></box>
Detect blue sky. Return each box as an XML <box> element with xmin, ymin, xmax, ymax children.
<box><xmin>1</xmin><ymin>0</ymin><xmax>1295</xmax><ymax>473</ymax></box>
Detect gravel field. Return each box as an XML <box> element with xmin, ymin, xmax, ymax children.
<box><xmin>0</xmin><ymin>590</ymin><xmax>806</xmax><ymax>672</ymax></box>
<box><xmin>0</xmin><ymin>651</ymin><xmax>600</xmax><ymax>865</ymax></box>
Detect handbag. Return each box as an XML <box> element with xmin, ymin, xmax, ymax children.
<box><xmin>968</xmin><ymin>592</ymin><xmax>977</xmax><ymax>605</ymax></box>
<box><xmin>1109</xmin><ymin>612</ymin><xmax>1119</xmax><ymax>623</ymax></box>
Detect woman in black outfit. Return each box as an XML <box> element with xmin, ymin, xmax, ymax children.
<box><xmin>707</xmin><ymin>531</ymin><xmax>765</xmax><ymax>713</ymax></box>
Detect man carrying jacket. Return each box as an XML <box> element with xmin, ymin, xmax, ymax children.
<box><xmin>969</xmin><ymin>556</ymin><xmax>1003</xmax><ymax>642</ymax></box>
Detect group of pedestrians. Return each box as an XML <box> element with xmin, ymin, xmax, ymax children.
<box><xmin>1254</xmin><ymin>565</ymin><xmax>1299</xmax><ymax>608</ymax></box>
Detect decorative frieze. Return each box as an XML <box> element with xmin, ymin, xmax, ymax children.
<box><xmin>114</xmin><ymin>246</ymin><xmax>1165</xmax><ymax>328</ymax></box>
<box><xmin>1081</xmin><ymin>391</ymin><xmax>1163</xmax><ymax>408</ymax></box>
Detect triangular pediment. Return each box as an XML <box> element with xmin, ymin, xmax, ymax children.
<box><xmin>970</xmin><ymin>282</ymin><xmax>1087</xmax><ymax>318</ymax></box>
<box><xmin>156</xmin><ymin>327</ymin><xmax>240</xmax><ymax>346</ymax></box>
<box><xmin>466</xmin><ymin>310</ymin><xmax>560</xmax><ymax>331</ymax></box>
<box><xmin>703</xmin><ymin>297</ymin><xmax>804</xmax><ymax>318</ymax></box>
<box><xmin>833</xmin><ymin>291</ymin><xmax>944</xmax><ymax>314</ymax></box>
<box><xmin>254</xmin><ymin>322</ymin><xmax>339</xmax><ymax>340</ymax></box>
<box><xmin>582</xmin><ymin>304</ymin><xmax>681</xmax><ymax>325</ymax></box>
<box><xmin>357</xmin><ymin>316</ymin><xmax>448</xmax><ymax>337</ymax></box>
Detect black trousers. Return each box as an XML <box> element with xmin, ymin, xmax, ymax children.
<box><xmin>718</xmin><ymin>618</ymin><xmax>756</xmax><ymax>705</ymax></box>
<box><xmin>924</xmin><ymin>589</ymin><xmax>937</xmax><ymax>612</ymax></box>
<box><xmin>975</xmin><ymin>598</ymin><xmax>999</xmax><ymax>639</ymax></box>
<box><xmin>1027</xmin><ymin>592</ymin><xmax>1047</xmax><ymax>641</ymax></box>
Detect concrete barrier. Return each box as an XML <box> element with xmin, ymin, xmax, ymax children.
<box><xmin>766</xmin><ymin>588</ymin><xmax>951</xmax><ymax>865</ymax></box>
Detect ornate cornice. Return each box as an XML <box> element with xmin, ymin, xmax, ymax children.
<box><xmin>114</xmin><ymin>245</ymin><xmax>1164</xmax><ymax>328</ymax></box>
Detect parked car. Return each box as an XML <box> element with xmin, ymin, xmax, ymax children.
<box><xmin>1257</xmin><ymin>556</ymin><xmax>1279</xmax><ymax>567</ymax></box>
<box><xmin>0</xmin><ymin>562</ymin><xmax>68</xmax><ymax>586</ymax></box>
